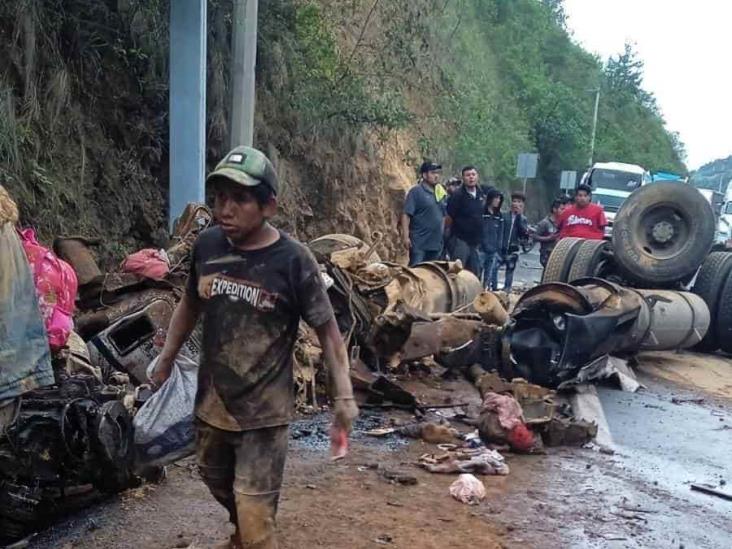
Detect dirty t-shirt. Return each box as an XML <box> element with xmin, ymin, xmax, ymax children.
<box><xmin>186</xmin><ymin>227</ymin><xmax>334</xmax><ymax>431</ymax></box>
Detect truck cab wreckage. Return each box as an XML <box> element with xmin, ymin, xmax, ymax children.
<box><xmin>0</xmin><ymin>179</ymin><xmax>726</xmax><ymax>544</ymax></box>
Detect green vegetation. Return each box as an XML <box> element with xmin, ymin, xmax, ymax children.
<box><xmin>0</xmin><ymin>0</ymin><xmax>688</xmax><ymax>259</ymax></box>
<box><xmin>420</xmin><ymin>1</ymin><xmax>686</xmax><ymax>207</ymax></box>
<box><xmin>258</xmin><ymin>0</ymin><xmax>687</xmax><ymax>212</ymax></box>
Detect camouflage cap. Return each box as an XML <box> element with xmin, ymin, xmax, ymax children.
<box><xmin>206</xmin><ymin>146</ymin><xmax>279</xmax><ymax>195</ymax></box>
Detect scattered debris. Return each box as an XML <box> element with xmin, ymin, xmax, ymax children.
<box><xmin>505</xmin><ymin>279</ymin><xmax>709</xmax><ymax>388</ymax></box>
<box><xmin>539</xmin><ymin>417</ymin><xmax>598</xmax><ymax>447</ymax></box>
<box><xmin>398</xmin><ymin>422</ymin><xmax>459</xmax><ymax>444</ymax></box>
<box><xmin>2</xmin><ymin>184</ymin><xmax>727</xmax><ymax>545</ymax></box>
<box><xmin>559</xmin><ymin>355</ymin><xmax>641</xmax><ymax>393</ymax></box>
<box><xmin>0</xmin><ymin>194</ymin><xmax>208</xmax><ymax>544</ymax></box>
<box><xmin>419</xmin><ymin>447</ymin><xmax>509</xmax><ymax>476</ymax></box>
<box><xmin>690</xmin><ymin>483</ymin><xmax>732</xmax><ymax>501</ymax></box>
<box><xmin>381</xmin><ymin>469</ymin><xmax>418</xmax><ymax>486</ymax></box>
<box><xmin>478</xmin><ymin>392</ymin><xmax>542</xmax><ymax>453</ymax></box>
<box><xmin>671</xmin><ymin>396</ymin><xmax>705</xmax><ymax>405</ymax></box>
<box><xmin>449</xmin><ymin>474</ymin><xmax>486</xmax><ymax>505</ymax></box>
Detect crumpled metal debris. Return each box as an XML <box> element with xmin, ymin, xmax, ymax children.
<box><xmin>558</xmin><ymin>355</ymin><xmax>641</xmax><ymax>393</ymax></box>
<box><xmin>504</xmin><ymin>278</ymin><xmax>710</xmax><ymax>388</ymax></box>
<box><xmin>309</xmin><ymin>234</ymin><xmax>482</xmax><ymax>346</ymax></box>
<box><xmin>0</xmin><ymin>372</ymin><xmax>134</xmax><ymax>542</ymax></box>
<box><xmin>368</xmin><ymin>302</ymin><xmax>484</xmax><ymax>367</ymax></box>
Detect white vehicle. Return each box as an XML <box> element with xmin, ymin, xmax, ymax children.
<box><xmin>719</xmin><ymin>180</ymin><xmax>732</xmax><ymax>244</ymax></box>
<box><xmin>713</xmin><ymin>182</ymin><xmax>732</xmax><ymax>245</ymax></box>
<box><xmin>579</xmin><ymin>162</ymin><xmax>649</xmax><ymax>238</ymax></box>
<box><xmin>718</xmin><ymin>202</ymin><xmax>732</xmax><ymax>244</ymax></box>
<box><xmin>694</xmin><ymin>189</ymin><xmax>726</xmax><ymax>244</ymax></box>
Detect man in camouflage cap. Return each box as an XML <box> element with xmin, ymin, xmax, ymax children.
<box><xmin>154</xmin><ymin>146</ymin><xmax>358</xmax><ymax>548</ymax></box>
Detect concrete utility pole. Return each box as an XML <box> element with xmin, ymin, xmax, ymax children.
<box><xmin>169</xmin><ymin>0</ymin><xmax>207</xmax><ymax>229</ymax></box>
<box><xmin>588</xmin><ymin>88</ymin><xmax>600</xmax><ymax>167</ymax></box>
<box><xmin>230</xmin><ymin>0</ymin><xmax>259</xmax><ymax>149</ymax></box>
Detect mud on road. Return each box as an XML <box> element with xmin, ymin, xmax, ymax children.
<box><xmin>25</xmin><ymin>368</ymin><xmax>732</xmax><ymax>549</ymax></box>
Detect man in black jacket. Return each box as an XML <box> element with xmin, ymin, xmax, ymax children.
<box><xmin>500</xmin><ymin>191</ymin><xmax>529</xmax><ymax>290</ymax></box>
<box><xmin>445</xmin><ymin>166</ymin><xmax>488</xmax><ymax>275</ymax></box>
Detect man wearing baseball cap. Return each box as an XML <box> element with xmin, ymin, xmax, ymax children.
<box><xmin>401</xmin><ymin>161</ymin><xmax>446</xmax><ymax>265</ymax></box>
<box><xmin>152</xmin><ymin>146</ymin><xmax>358</xmax><ymax>548</ymax></box>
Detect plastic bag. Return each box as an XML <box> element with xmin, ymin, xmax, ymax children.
<box><xmin>121</xmin><ymin>248</ymin><xmax>170</xmax><ymax>280</ymax></box>
<box><xmin>18</xmin><ymin>227</ymin><xmax>77</xmax><ymax>351</ymax></box>
<box><xmin>133</xmin><ymin>354</ymin><xmax>198</xmax><ymax>470</ymax></box>
<box><xmin>449</xmin><ymin>474</ymin><xmax>486</xmax><ymax>505</ymax></box>
<box><xmin>0</xmin><ymin>223</ymin><xmax>54</xmax><ymax>401</ymax></box>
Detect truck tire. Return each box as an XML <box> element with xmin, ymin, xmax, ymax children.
<box><xmin>692</xmin><ymin>252</ymin><xmax>732</xmax><ymax>351</ymax></box>
<box><xmin>567</xmin><ymin>239</ymin><xmax>612</xmax><ymax>282</ymax></box>
<box><xmin>715</xmin><ymin>269</ymin><xmax>732</xmax><ymax>354</ymax></box>
<box><xmin>542</xmin><ymin>237</ymin><xmax>584</xmax><ymax>283</ymax></box>
<box><xmin>611</xmin><ymin>182</ymin><xmax>715</xmax><ymax>286</ymax></box>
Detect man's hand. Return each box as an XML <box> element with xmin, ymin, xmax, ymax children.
<box><xmin>150</xmin><ymin>355</ymin><xmax>174</xmax><ymax>388</ymax></box>
<box><xmin>333</xmin><ymin>398</ymin><xmax>359</xmax><ymax>433</ymax></box>
<box><xmin>150</xmin><ymin>293</ymin><xmax>200</xmax><ymax>388</ymax></box>
<box><xmin>314</xmin><ymin>318</ymin><xmax>359</xmax><ymax>459</ymax></box>
<box><xmin>403</xmin><ymin>235</ymin><xmax>411</xmax><ymax>250</ymax></box>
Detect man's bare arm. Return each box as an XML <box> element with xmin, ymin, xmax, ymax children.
<box><xmin>400</xmin><ymin>213</ymin><xmax>411</xmax><ymax>249</ymax></box>
<box><xmin>151</xmin><ymin>293</ymin><xmax>201</xmax><ymax>386</ymax></box>
<box><xmin>315</xmin><ymin>318</ymin><xmax>359</xmax><ymax>432</ymax></box>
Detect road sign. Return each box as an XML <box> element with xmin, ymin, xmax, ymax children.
<box><xmin>516</xmin><ymin>153</ymin><xmax>539</xmax><ymax>179</ymax></box>
<box><xmin>560</xmin><ymin>170</ymin><xmax>577</xmax><ymax>190</ymax></box>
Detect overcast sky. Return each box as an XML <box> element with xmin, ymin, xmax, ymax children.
<box><xmin>564</xmin><ymin>0</ymin><xmax>731</xmax><ymax>170</ymax></box>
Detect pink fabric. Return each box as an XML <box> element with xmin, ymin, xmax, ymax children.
<box><xmin>482</xmin><ymin>392</ymin><xmax>525</xmax><ymax>430</ymax></box>
<box><xmin>121</xmin><ymin>248</ymin><xmax>170</xmax><ymax>280</ymax></box>
<box><xmin>19</xmin><ymin>228</ymin><xmax>78</xmax><ymax>351</ymax></box>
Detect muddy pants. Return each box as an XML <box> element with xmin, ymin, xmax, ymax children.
<box><xmin>196</xmin><ymin>421</ymin><xmax>289</xmax><ymax>548</ymax></box>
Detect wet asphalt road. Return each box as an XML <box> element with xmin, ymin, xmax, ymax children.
<box><xmin>512</xmin><ymin>245</ymin><xmax>732</xmax><ymax>547</ymax></box>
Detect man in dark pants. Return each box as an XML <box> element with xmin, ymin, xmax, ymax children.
<box><xmin>481</xmin><ymin>189</ymin><xmax>504</xmax><ymax>290</ymax></box>
<box><xmin>500</xmin><ymin>191</ymin><xmax>530</xmax><ymax>290</ymax></box>
<box><xmin>401</xmin><ymin>162</ymin><xmax>445</xmax><ymax>266</ymax></box>
<box><xmin>445</xmin><ymin>166</ymin><xmax>487</xmax><ymax>275</ymax></box>
<box><xmin>152</xmin><ymin>146</ymin><xmax>358</xmax><ymax>549</ymax></box>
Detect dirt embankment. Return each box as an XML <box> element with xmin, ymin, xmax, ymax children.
<box><xmin>0</xmin><ymin>2</ymin><xmax>425</xmax><ymax>268</ymax></box>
